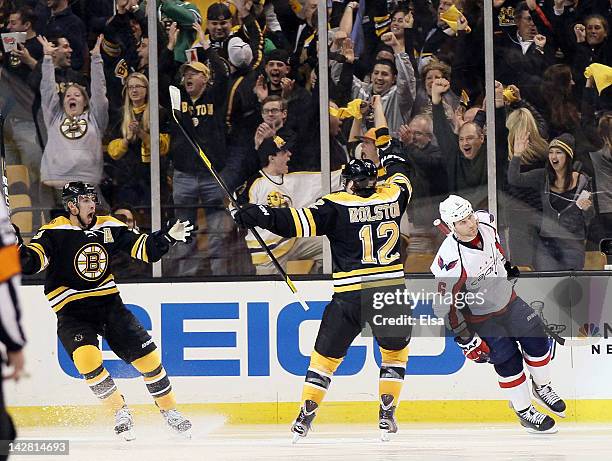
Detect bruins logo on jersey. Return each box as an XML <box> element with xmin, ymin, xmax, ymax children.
<box><xmin>498</xmin><ymin>6</ymin><xmax>515</xmax><ymax>26</ymax></box>
<box><xmin>60</xmin><ymin>117</ymin><xmax>88</xmax><ymax>139</ymax></box>
<box><xmin>266</xmin><ymin>191</ymin><xmax>291</xmax><ymax>208</ymax></box>
<box><xmin>115</xmin><ymin>59</ymin><xmax>129</xmax><ymax>82</ymax></box>
<box><xmin>74</xmin><ymin>243</ymin><xmax>108</xmax><ymax>281</ymax></box>
<box><xmin>9</xmin><ymin>53</ymin><xmax>21</xmax><ymax>67</ymax></box>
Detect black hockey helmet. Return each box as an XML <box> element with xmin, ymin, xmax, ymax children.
<box><xmin>62</xmin><ymin>181</ymin><xmax>98</xmax><ymax>211</ymax></box>
<box><xmin>342</xmin><ymin>159</ymin><xmax>378</xmax><ymax>197</ymax></box>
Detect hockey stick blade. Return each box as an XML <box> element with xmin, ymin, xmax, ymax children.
<box><xmin>169</xmin><ymin>85</ymin><xmax>182</xmax><ymax>112</ymax></box>
<box><xmin>167</xmin><ymin>86</ymin><xmax>309</xmax><ymax>311</ymax></box>
<box><xmin>544</xmin><ymin>329</ymin><xmax>601</xmax><ymax>347</ymax></box>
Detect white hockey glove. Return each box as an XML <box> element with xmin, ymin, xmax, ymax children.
<box><xmin>164</xmin><ymin>220</ymin><xmax>194</xmax><ymax>243</ymax></box>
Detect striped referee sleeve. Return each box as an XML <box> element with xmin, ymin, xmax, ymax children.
<box><xmin>0</xmin><ymin>197</ymin><xmax>26</xmax><ymax>350</ymax></box>
<box><xmin>0</xmin><ymin>276</ymin><xmax>26</xmax><ymax>351</ymax></box>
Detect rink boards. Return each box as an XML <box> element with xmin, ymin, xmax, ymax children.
<box><xmin>6</xmin><ymin>275</ymin><xmax>612</xmax><ymax>424</ymax></box>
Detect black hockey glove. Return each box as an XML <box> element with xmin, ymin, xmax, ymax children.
<box><xmin>231</xmin><ymin>204</ymin><xmax>269</xmax><ymax>229</ymax></box>
<box><xmin>504</xmin><ymin>261</ymin><xmax>520</xmax><ymax>283</ymax></box>
<box><xmin>379</xmin><ymin>142</ymin><xmax>409</xmax><ymax>169</ymax></box>
<box><xmin>12</xmin><ymin>223</ymin><xmax>23</xmax><ymax>247</ymax></box>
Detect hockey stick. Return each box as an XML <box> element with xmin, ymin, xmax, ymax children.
<box><xmin>168</xmin><ymin>86</ymin><xmax>309</xmax><ymax>311</ymax></box>
<box><xmin>0</xmin><ymin>113</ymin><xmax>9</xmax><ymax>211</ymax></box>
<box><xmin>432</xmin><ymin>219</ymin><xmax>599</xmax><ymax>347</ymax></box>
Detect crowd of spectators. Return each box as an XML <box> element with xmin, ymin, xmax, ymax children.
<box><xmin>1</xmin><ymin>0</ymin><xmax>612</xmax><ymax>275</ymax></box>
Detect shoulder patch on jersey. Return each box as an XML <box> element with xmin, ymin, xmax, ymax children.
<box><xmin>323</xmin><ymin>185</ymin><xmax>401</xmax><ymax>207</ymax></box>
<box><xmin>437</xmin><ymin>255</ymin><xmax>459</xmax><ymax>271</ymax></box>
<box><xmin>41</xmin><ymin>216</ymin><xmax>72</xmax><ymax>230</ymax></box>
<box><xmin>94</xmin><ymin>215</ymin><xmax>127</xmax><ymax>227</ymax></box>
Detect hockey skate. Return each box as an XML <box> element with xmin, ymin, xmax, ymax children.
<box><xmin>531</xmin><ymin>378</ymin><xmax>566</xmax><ymax>418</ymax></box>
<box><xmin>114</xmin><ymin>405</ymin><xmax>135</xmax><ymax>441</ymax></box>
<box><xmin>291</xmin><ymin>400</ymin><xmax>318</xmax><ymax>443</ymax></box>
<box><xmin>160</xmin><ymin>408</ymin><xmax>192</xmax><ymax>437</ymax></box>
<box><xmin>379</xmin><ymin>394</ymin><xmax>398</xmax><ymax>442</ymax></box>
<box><xmin>515</xmin><ymin>405</ymin><xmax>557</xmax><ymax>434</ymax></box>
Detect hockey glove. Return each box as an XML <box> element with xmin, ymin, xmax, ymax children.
<box><xmin>504</xmin><ymin>261</ymin><xmax>520</xmax><ymax>283</ymax></box>
<box><xmin>455</xmin><ymin>334</ymin><xmax>490</xmax><ymax>363</ymax></box>
<box><xmin>231</xmin><ymin>204</ymin><xmax>269</xmax><ymax>229</ymax></box>
<box><xmin>164</xmin><ymin>220</ymin><xmax>194</xmax><ymax>244</ymax></box>
<box><xmin>378</xmin><ymin>143</ymin><xmax>409</xmax><ymax>169</ymax></box>
<box><xmin>12</xmin><ymin>223</ymin><xmax>23</xmax><ymax>247</ymax></box>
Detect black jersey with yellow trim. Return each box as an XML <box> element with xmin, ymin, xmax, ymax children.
<box><xmin>19</xmin><ymin>215</ymin><xmax>172</xmax><ymax>313</ymax></box>
<box><xmin>245</xmin><ymin>164</ymin><xmax>412</xmax><ymax>293</ymax></box>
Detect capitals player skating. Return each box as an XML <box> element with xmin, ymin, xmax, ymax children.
<box><xmin>430</xmin><ymin>195</ymin><xmax>566</xmax><ymax>433</ymax></box>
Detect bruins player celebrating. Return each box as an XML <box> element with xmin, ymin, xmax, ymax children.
<box><xmin>13</xmin><ymin>182</ymin><xmax>194</xmax><ymax>440</ymax></box>
<box><xmin>233</xmin><ymin>95</ymin><xmax>413</xmax><ymax>441</ymax></box>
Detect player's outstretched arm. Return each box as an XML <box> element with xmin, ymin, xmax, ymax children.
<box><xmin>117</xmin><ymin>220</ymin><xmax>195</xmax><ymax>263</ymax></box>
<box><xmin>232</xmin><ymin>202</ymin><xmax>333</xmax><ymax>238</ymax></box>
<box><xmin>13</xmin><ymin>224</ymin><xmax>50</xmax><ymax>275</ymax></box>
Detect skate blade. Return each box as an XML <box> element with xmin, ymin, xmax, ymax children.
<box><xmin>533</xmin><ymin>397</ymin><xmax>567</xmax><ymax>418</ymax></box>
<box><xmin>291</xmin><ymin>432</ymin><xmax>304</xmax><ymax>444</ymax></box>
<box><xmin>524</xmin><ymin>426</ymin><xmax>558</xmax><ymax>435</ymax></box>
<box><xmin>380</xmin><ymin>430</ymin><xmax>392</xmax><ymax>442</ymax></box>
<box><xmin>118</xmin><ymin>429</ymin><xmax>136</xmax><ymax>441</ymax></box>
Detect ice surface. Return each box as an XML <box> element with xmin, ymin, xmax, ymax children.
<box><xmin>12</xmin><ymin>420</ymin><xmax>612</xmax><ymax>461</ymax></box>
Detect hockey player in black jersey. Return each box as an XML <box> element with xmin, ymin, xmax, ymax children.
<box><xmin>13</xmin><ymin>182</ymin><xmax>194</xmax><ymax>440</ymax></box>
<box><xmin>233</xmin><ymin>96</ymin><xmax>413</xmax><ymax>441</ymax></box>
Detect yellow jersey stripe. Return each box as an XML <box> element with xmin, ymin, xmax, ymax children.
<box><xmin>131</xmin><ymin>234</ymin><xmax>146</xmax><ymax>259</ymax></box>
<box><xmin>304</xmin><ymin>209</ymin><xmax>317</xmax><ymax>236</ymax></box>
<box><xmin>47</xmin><ymin>274</ymin><xmax>115</xmax><ymax>302</ymax></box>
<box><xmin>47</xmin><ymin>285</ymin><xmax>70</xmax><ymax>299</ymax></box>
<box><xmin>27</xmin><ymin>243</ymin><xmax>47</xmax><ymax>269</ymax></box>
<box><xmin>323</xmin><ymin>186</ymin><xmax>401</xmax><ymax>206</ymax></box>
<box><xmin>333</xmin><ymin>263</ymin><xmax>404</xmax><ymax>279</ymax></box>
<box><xmin>290</xmin><ymin>208</ymin><xmax>304</xmax><ymax>238</ymax></box>
<box><xmin>333</xmin><ymin>277</ymin><xmax>405</xmax><ymax>293</ymax></box>
<box><xmin>52</xmin><ymin>287</ymin><xmax>120</xmax><ymax>313</ymax></box>
<box><xmin>141</xmin><ymin>235</ymin><xmax>149</xmax><ymax>263</ymax></box>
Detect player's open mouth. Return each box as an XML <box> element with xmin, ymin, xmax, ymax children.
<box><xmin>69</xmin><ymin>102</ymin><xmax>77</xmax><ymax>110</ymax></box>
<box><xmin>87</xmin><ymin>211</ymin><xmax>94</xmax><ymax>220</ymax></box>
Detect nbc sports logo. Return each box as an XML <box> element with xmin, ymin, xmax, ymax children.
<box><xmin>578</xmin><ymin>323</ymin><xmax>601</xmax><ymax>338</ymax></box>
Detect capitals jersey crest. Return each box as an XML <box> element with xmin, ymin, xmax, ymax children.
<box><xmin>437</xmin><ymin>256</ymin><xmax>458</xmax><ymax>271</ymax></box>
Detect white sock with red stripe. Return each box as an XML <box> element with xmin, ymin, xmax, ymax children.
<box><xmin>498</xmin><ymin>370</ymin><xmax>531</xmax><ymax>411</ymax></box>
<box><xmin>523</xmin><ymin>350</ymin><xmax>551</xmax><ymax>387</ymax></box>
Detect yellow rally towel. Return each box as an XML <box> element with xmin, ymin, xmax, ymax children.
<box><xmin>329</xmin><ymin>99</ymin><xmax>364</xmax><ymax>120</ymax></box>
<box><xmin>503</xmin><ymin>87</ymin><xmax>519</xmax><ymax>103</ymax></box>
<box><xmin>440</xmin><ymin>5</ymin><xmax>472</xmax><ymax>34</ymax></box>
<box><xmin>460</xmin><ymin>89</ymin><xmax>470</xmax><ymax>107</ymax></box>
<box><xmin>584</xmin><ymin>63</ymin><xmax>612</xmax><ymax>95</ymax></box>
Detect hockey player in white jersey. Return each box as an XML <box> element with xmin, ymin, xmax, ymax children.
<box><xmin>430</xmin><ymin>195</ymin><xmax>566</xmax><ymax>433</ymax></box>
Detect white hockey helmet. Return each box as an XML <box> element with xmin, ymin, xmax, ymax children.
<box><xmin>439</xmin><ymin>195</ymin><xmax>474</xmax><ymax>232</ymax></box>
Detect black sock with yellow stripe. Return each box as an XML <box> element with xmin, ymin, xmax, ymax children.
<box><xmin>131</xmin><ymin>350</ymin><xmax>176</xmax><ymax>411</ymax></box>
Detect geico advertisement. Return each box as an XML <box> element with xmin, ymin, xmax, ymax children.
<box><xmin>10</xmin><ymin>278</ymin><xmax>612</xmax><ymax>405</ymax></box>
